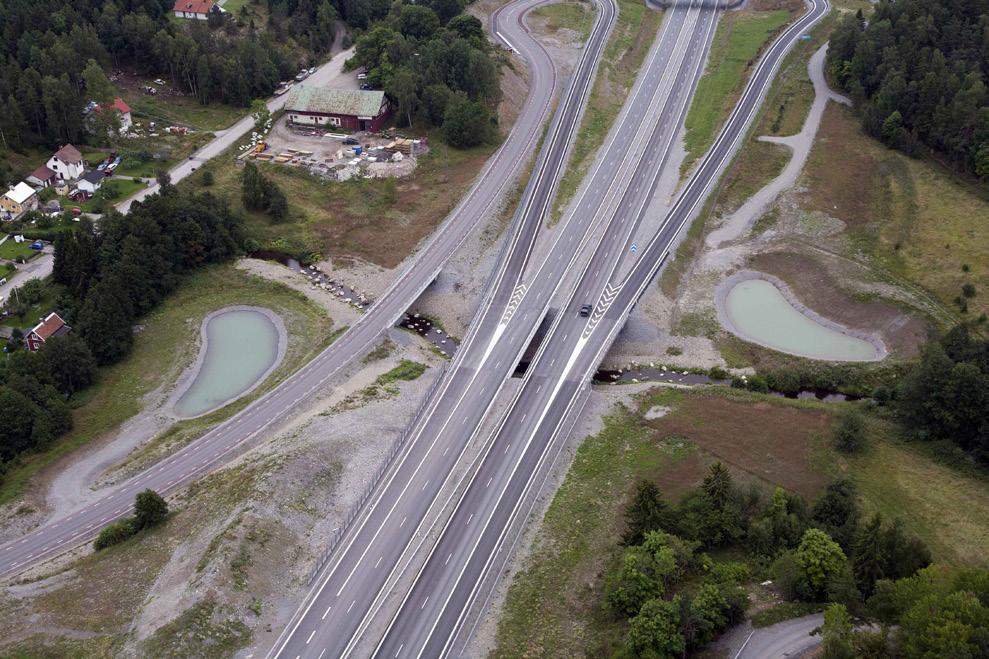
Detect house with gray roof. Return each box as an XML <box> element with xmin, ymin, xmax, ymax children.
<box><xmin>284</xmin><ymin>86</ymin><xmax>391</xmax><ymax>132</ymax></box>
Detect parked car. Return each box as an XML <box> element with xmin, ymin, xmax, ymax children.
<box><xmin>343</xmin><ymin>137</ymin><xmax>359</xmax><ymax>145</ymax></box>
<box><xmin>360</xmin><ymin>83</ymin><xmax>371</xmax><ymax>90</ymax></box>
<box><xmin>308</xmin><ymin>67</ymin><xmax>317</xmax><ymax>75</ymax></box>
<box><xmin>357</xmin><ymin>72</ymin><xmax>368</xmax><ymax>80</ymax></box>
<box><xmin>29</xmin><ymin>241</ymin><xmax>43</xmax><ymax>251</ymax></box>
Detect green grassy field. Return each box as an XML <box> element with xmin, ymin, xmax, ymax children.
<box><xmin>529</xmin><ymin>0</ymin><xmax>596</xmax><ymax>41</ymax></box>
<box><xmin>680</xmin><ymin>9</ymin><xmax>793</xmax><ymax>175</ymax></box>
<box><xmin>549</xmin><ymin>0</ymin><xmax>664</xmax><ymax>223</ymax></box>
<box><xmin>0</xmin><ymin>263</ymin><xmax>334</xmax><ymax>506</ymax></box>
<box><xmin>494</xmin><ymin>387</ymin><xmax>989</xmax><ymax>655</ymax></box>
<box><xmin>0</xmin><ymin>239</ymin><xmax>38</xmax><ymax>262</ymax></box>
<box><xmin>130</xmin><ymin>96</ymin><xmax>246</xmax><ymax>132</ymax></box>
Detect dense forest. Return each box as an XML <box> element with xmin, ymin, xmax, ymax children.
<box><xmin>0</xmin><ymin>0</ymin><xmax>341</xmax><ymax>148</ymax></box>
<box><xmin>346</xmin><ymin>1</ymin><xmax>502</xmax><ymax>147</ymax></box>
<box><xmin>827</xmin><ymin>0</ymin><xmax>989</xmax><ymax>179</ymax></box>
<box><xmin>0</xmin><ymin>185</ymin><xmax>242</xmax><ymax>472</ymax></box>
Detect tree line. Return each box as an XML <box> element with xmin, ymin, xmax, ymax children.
<box><xmin>882</xmin><ymin>323</ymin><xmax>989</xmax><ymax>465</ymax></box>
<box><xmin>827</xmin><ymin>0</ymin><xmax>989</xmax><ymax>179</ymax></box>
<box><xmin>606</xmin><ymin>464</ymin><xmax>937</xmax><ymax>656</ymax></box>
<box><xmin>0</xmin><ymin>185</ymin><xmax>241</xmax><ymax>476</ymax></box>
<box><xmin>347</xmin><ymin>0</ymin><xmax>502</xmax><ymax>147</ymax></box>
<box><xmin>0</xmin><ymin>0</ymin><xmax>342</xmax><ymax>150</ymax></box>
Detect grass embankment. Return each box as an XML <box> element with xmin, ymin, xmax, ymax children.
<box><xmin>0</xmin><ymin>264</ymin><xmax>334</xmax><ymax>506</ymax></box>
<box><xmin>679</xmin><ymin>8</ymin><xmax>794</xmax><ymax>177</ymax></box>
<box><xmin>494</xmin><ymin>387</ymin><xmax>989</xmax><ymax>655</ymax></box>
<box><xmin>530</xmin><ymin>0</ymin><xmax>595</xmax><ymax>41</ymax></box>
<box><xmin>659</xmin><ymin>8</ymin><xmax>829</xmax><ymax>296</ymax></box>
<box><xmin>801</xmin><ymin>105</ymin><xmax>989</xmax><ymax>322</ymax></box>
<box><xmin>186</xmin><ymin>130</ymin><xmax>496</xmax><ymax>268</ymax></box>
<box><xmin>0</xmin><ymin>453</ymin><xmax>272</xmax><ymax>657</ymax></box>
<box><xmin>549</xmin><ymin>0</ymin><xmax>663</xmax><ymax>223</ymax></box>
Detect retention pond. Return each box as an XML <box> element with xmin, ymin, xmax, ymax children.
<box><xmin>173</xmin><ymin>307</ymin><xmax>285</xmax><ymax>418</ymax></box>
<box><xmin>718</xmin><ymin>275</ymin><xmax>884</xmax><ymax>362</ymax></box>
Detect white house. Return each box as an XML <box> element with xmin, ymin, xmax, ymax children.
<box><xmin>76</xmin><ymin>170</ymin><xmax>105</xmax><ymax>195</ymax></box>
<box><xmin>46</xmin><ymin>144</ymin><xmax>85</xmax><ymax>181</ymax></box>
<box><xmin>173</xmin><ymin>0</ymin><xmax>222</xmax><ymax>20</ymax></box>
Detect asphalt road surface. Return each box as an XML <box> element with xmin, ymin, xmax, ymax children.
<box><xmin>370</xmin><ymin>0</ymin><xmax>830</xmax><ymax>657</ymax></box>
<box><xmin>268</xmin><ymin>0</ymin><xmax>620</xmax><ymax>655</ymax></box>
<box><xmin>0</xmin><ymin>0</ymin><xmax>564</xmax><ymax>580</ymax></box>
<box><xmin>735</xmin><ymin>614</ymin><xmax>825</xmax><ymax>658</ymax></box>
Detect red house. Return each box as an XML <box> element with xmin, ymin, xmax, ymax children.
<box><xmin>25</xmin><ymin>312</ymin><xmax>71</xmax><ymax>352</ymax></box>
<box><xmin>285</xmin><ymin>87</ymin><xmax>391</xmax><ymax>132</ymax></box>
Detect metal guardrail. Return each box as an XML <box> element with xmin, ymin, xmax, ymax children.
<box><xmin>306</xmin><ymin>363</ymin><xmax>449</xmax><ymax>586</ymax></box>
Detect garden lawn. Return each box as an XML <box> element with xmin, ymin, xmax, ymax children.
<box><xmin>0</xmin><ymin>239</ymin><xmax>38</xmax><ymax>262</ymax></box>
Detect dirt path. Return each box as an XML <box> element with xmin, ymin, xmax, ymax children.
<box><xmin>705</xmin><ymin>44</ymin><xmax>849</xmax><ymax>248</ymax></box>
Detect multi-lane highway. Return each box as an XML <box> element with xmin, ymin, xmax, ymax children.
<box><xmin>270</xmin><ymin>0</ymin><xmax>743</xmax><ymax>656</ymax></box>
<box><xmin>268</xmin><ymin>0</ymin><xmax>621</xmax><ymax>655</ymax></box>
<box><xmin>0</xmin><ymin>0</ymin><xmax>568</xmax><ymax>579</ymax></box>
<box><xmin>369</xmin><ymin>1</ymin><xmax>830</xmax><ymax>657</ymax></box>
<box><xmin>372</xmin><ymin>0</ymin><xmax>723</xmax><ymax>655</ymax></box>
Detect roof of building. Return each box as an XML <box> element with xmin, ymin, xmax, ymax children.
<box><xmin>4</xmin><ymin>182</ymin><xmax>36</xmax><ymax>204</ymax></box>
<box><xmin>30</xmin><ymin>312</ymin><xmax>69</xmax><ymax>342</ymax></box>
<box><xmin>53</xmin><ymin>144</ymin><xmax>82</xmax><ymax>165</ymax></box>
<box><xmin>81</xmin><ymin>170</ymin><xmax>104</xmax><ymax>185</ymax></box>
<box><xmin>112</xmin><ymin>97</ymin><xmax>132</xmax><ymax>114</ymax></box>
<box><xmin>30</xmin><ymin>165</ymin><xmax>56</xmax><ymax>181</ymax></box>
<box><xmin>173</xmin><ymin>0</ymin><xmax>215</xmax><ymax>13</ymax></box>
<box><xmin>285</xmin><ymin>86</ymin><xmax>387</xmax><ymax>118</ymax></box>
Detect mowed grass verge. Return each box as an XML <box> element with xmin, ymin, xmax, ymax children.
<box><xmin>494</xmin><ymin>387</ymin><xmax>989</xmax><ymax>655</ymax></box>
<box><xmin>549</xmin><ymin>0</ymin><xmax>663</xmax><ymax>223</ymax></box>
<box><xmin>680</xmin><ymin>9</ymin><xmax>793</xmax><ymax>176</ymax></box>
<box><xmin>0</xmin><ymin>263</ymin><xmax>334</xmax><ymax>506</ymax></box>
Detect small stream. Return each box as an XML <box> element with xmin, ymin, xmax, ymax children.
<box><xmin>594</xmin><ymin>366</ymin><xmax>857</xmax><ymax>402</ymax></box>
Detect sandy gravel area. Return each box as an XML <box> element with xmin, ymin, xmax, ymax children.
<box><xmin>706</xmin><ymin>45</ymin><xmax>849</xmax><ymax>248</ymax></box>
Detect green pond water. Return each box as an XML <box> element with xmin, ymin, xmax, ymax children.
<box><xmin>725</xmin><ymin>279</ymin><xmax>880</xmax><ymax>361</ymax></box>
<box><xmin>174</xmin><ymin>309</ymin><xmax>280</xmax><ymax>417</ymax></box>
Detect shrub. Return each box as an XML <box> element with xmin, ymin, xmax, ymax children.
<box><xmin>832</xmin><ymin>409</ymin><xmax>867</xmax><ymax>453</ymax></box>
<box><xmin>134</xmin><ymin>489</ymin><xmax>169</xmax><ymax>529</ymax></box>
<box><xmin>93</xmin><ymin>518</ymin><xmax>137</xmax><ymax>550</ymax></box>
